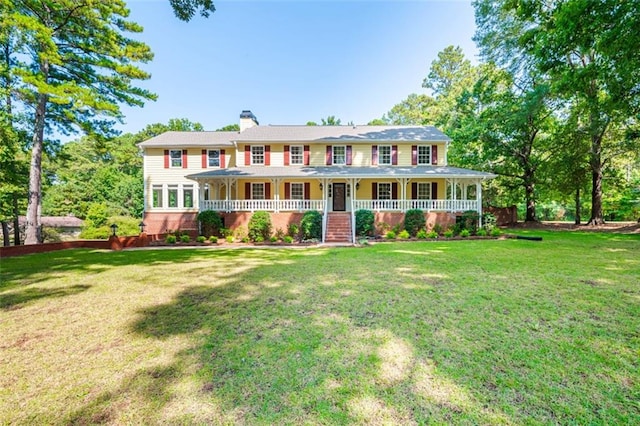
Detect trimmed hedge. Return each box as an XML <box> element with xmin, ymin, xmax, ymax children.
<box><xmin>404</xmin><ymin>209</ymin><xmax>425</xmax><ymax>237</ymax></box>
<box><xmin>355</xmin><ymin>209</ymin><xmax>375</xmax><ymax>236</ymax></box>
<box><xmin>248</xmin><ymin>211</ymin><xmax>273</xmax><ymax>242</ymax></box>
<box><xmin>301</xmin><ymin>210</ymin><xmax>322</xmax><ymax>240</ymax></box>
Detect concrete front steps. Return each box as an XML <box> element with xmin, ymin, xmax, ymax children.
<box><xmin>325</xmin><ymin>212</ymin><xmax>352</xmax><ymax>243</ymax></box>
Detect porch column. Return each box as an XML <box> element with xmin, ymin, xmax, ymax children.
<box><xmin>273</xmin><ymin>178</ymin><xmax>281</xmax><ymax>212</ymax></box>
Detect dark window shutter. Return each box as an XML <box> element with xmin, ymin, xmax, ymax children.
<box><xmin>326</xmin><ymin>146</ymin><xmax>332</xmax><ymax>165</ymax></box>
<box><xmin>392</xmin><ymin>182</ymin><xmax>398</xmax><ymax>200</ymax></box>
<box><xmin>411</xmin><ymin>182</ymin><xmax>418</xmax><ymax>200</ymax></box>
<box><xmin>432</xmin><ymin>182</ymin><xmax>438</xmax><ymax>199</ymax></box>
<box><xmin>392</xmin><ymin>145</ymin><xmax>398</xmax><ymax>165</ymax></box>
<box><xmin>411</xmin><ymin>145</ymin><xmax>417</xmax><ymax>166</ymax></box>
<box><xmin>245</xmin><ymin>182</ymin><xmax>251</xmax><ymax>199</ymax></box>
<box><xmin>182</xmin><ymin>149</ymin><xmax>188</xmax><ymax>168</ymax></box>
<box><xmin>284</xmin><ymin>145</ymin><xmax>290</xmax><ymax>166</ymax></box>
<box><xmin>432</xmin><ymin>145</ymin><xmax>438</xmax><ymax>165</ymax></box>
<box><xmin>304</xmin><ymin>182</ymin><xmax>310</xmax><ymax>200</ymax></box>
<box><xmin>201</xmin><ymin>149</ymin><xmax>207</xmax><ymax>168</ymax></box>
<box><xmin>346</xmin><ymin>145</ymin><xmax>352</xmax><ymax>165</ymax></box>
<box><xmin>164</xmin><ymin>150</ymin><xmax>169</xmax><ymax>168</ymax></box>
<box><xmin>372</xmin><ymin>145</ymin><xmax>378</xmax><ymax>165</ymax></box>
<box><xmin>265</xmin><ymin>182</ymin><xmax>271</xmax><ymax>199</ymax></box>
<box><xmin>220</xmin><ymin>149</ymin><xmax>226</xmax><ymax>168</ymax></box>
<box><xmin>372</xmin><ymin>182</ymin><xmax>378</xmax><ymax>200</ymax></box>
<box><xmin>304</xmin><ymin>145</ymin><xmax>310</xmax><ymax>165</ymax></box>
<box><xmin>265</xmin><ymin>145</ymin><xmax>271</xmax><ymax>166</ymax></box>
<box><xmin>245</xmin><ymin>145</ymin><xmax>251</xmax><ymax>166</ymax></box>
<box><xmin>284</xmin><ymin>182</ymin><xmax>290</xmax><ymax>199</ymax></box>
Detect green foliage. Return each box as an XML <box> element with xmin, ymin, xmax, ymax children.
<box><xmin>443</xmin><ymin>229</ymin><xmax>455</xmax><ymax>238</ymax></box>
<box><xmin>482</xmin><ymin>213</ymin><xmax>497</xmax><ymax>232</ymax></box>
<box><xmin>287</xmin><ymin>223</ymin><xmax>300</xmax><ymax>239</ymax></box>
<box><xmin>220</xmin><ymin>228</ymin><xmax>232</xmax><ymax>238</ymax></box>
<box><xmin>320</xmin><ymin>116</ymin><xmax>341</xmax><ymax>126</ymax></box>
<box><xmin>269</xmin><ymin>236</ymin><xmax>278</xmax><ymax>243</ymax></box>
<box><xmin>404</xmin><ymin>209</ymin><xmax>426</xmax><ymax>237</ymax></box>
<box><xmin>216</xmin><ymin>123</ymin><xmax>239</xmax><ymax>132</ymax></box>
<box><xmin>275</xmin><ymin>228</ymin><xmax>286</xmax><ymax>240</ymax></box>
<box><xmin>80</xmin><ymin>215</ymin><xmax>139</xmax><ymax>239</ymax></box>
<box><xmin>41</xmin><ymin>227</ymin><xmax>62</xmax><ymax>243</ymax></box>
<box><xmin>385</xmin><ymin>230</ymin><xmax>397</xmax><ymax>239</ymax></box>
<box><xmin>427</xmin><ymin>230</ymin><xmax>439</xmax><ymax>239</ymax></box>
<box><xmin>432</xmin><ymin>223</ymin><xmax>444</xmax><ymax>235</ymax></box>
<box><xmin>491</xmin><ymin>228</ymin><xmax>501</xmax><ymax>237</ymax></box>
<box><xmin>460</xmin><ymin>229</ymin><xmax>471</xmax><ymax>238</ymax></box>
<box><xmin>476</xmin><ymin>229</ymin><xmax>488</xmax><ymax>237</ymax></box>
<box><xmin>355</xmin><ymin>209</ymin><xmax>375</xmax><ymax>237</ymax></box>
<box><xmin>300</xmin><ymin>211</ymin><xmax>322</xmax><ymax>241</ymax></box>
<box><xmin>225</xmin><ymin>236</ymin><xmax>234</xmax><ymax>243</ymax></box>
<box><xmin>196</xmin><ymin>236</ymin><xmax>206</xmax><ymax>243</ymax></box>
<box><xmin>398</xmin><ymin>230</ymin><xmax>410</xmax><ymax>239</ymax></box>
<box><xmin>198</xmin><ymin>210</ymin><xmax>224</xmax><ymax>237</ymax></box>
<box><xmin>248</xmin><ymin>211</ymin><xmax>273</xmax><ymax>242</ymax></box>
<box><xmin>376</xmin><ymin>222</ymin><xmax>390</xmax><ymax>236</ymax></box>
<box><xmin>416</xmin><ymin>229</ymin><xmax>428</xmax><ymax>239</ymax></box>
<box><xmin>283</xmin><ymin>235</ymin><xmax>294</xmax><ymax>244</ymax></box>
<box><xmin>209</xmin><ymin>236</ymin><xmax>218</xmax><ymax>243</ymax></box>
<box><xmin>165</xmin><ymin>235</ymin><xmax>177</xmax><ymax>244</ymax></box>
<box><xmin>459</xmin><ymin>210</ymin><xmax>480</xmax><ymax>233</ymax></box>
<box><xmin>84</xmin><ymin>202</ymin><xmax>111</xmax><ymax>228</ymax></box>
<box><xmin>169</xmin><ymin>0</ymin><xmax>217</xmax><ymax>22</ymax></box>
<box><xmin>234</xmin><ymin>226</ymin><xmax>247</xmax><ymax>242</ymax></box>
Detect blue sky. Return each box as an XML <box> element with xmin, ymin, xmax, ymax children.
<box><xmin>118</xmin><ymin>0</ymin><xmax>478</xmax><ymax>134</ymax></box>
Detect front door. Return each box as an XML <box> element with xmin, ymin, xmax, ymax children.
<box><xmin>333</xmin><ymin>183</ymin><xmax>346</xmax><ymax>211</ymax></box>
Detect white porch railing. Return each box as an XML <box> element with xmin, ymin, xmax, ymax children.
<box><xmin>352</xmin><ymin>199</ymin><xmax>479</xmax><ymax>212</ymax></box>
<box><xmin>200</xmin><ymin>199</ymin><xmax>324</xmax><ymax>212</ymax></box>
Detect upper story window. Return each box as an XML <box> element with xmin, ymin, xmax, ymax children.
<box><xmin>333</xmin><ymin>146</ymin><xmax>346</xmax><ymax>165</ymax></box>
<box><xmin>290</xmin><ymin>145</ymin><xmax>303</xmax><ymax>165</ymax></box>
<box><xmin>418</xmin><ymin>145</ymin><xmax>431</xmax><ymax>165</ymax></box>
<box><xmin>170</xmin><ymin>149</ymin><xmax>182</xmax><ymax>168</ymax></box>
<box><xmin>251</xmin><ymin>146</ymin><xmax>264</xmax><ymax>165</ymax></box>
<box><xmin>208</xmin><ymin>150</ymin><xmax>220</xmax><ymax>167</ymax></box>
<box><xmin>379</xmin><ymin>145</ymin><xmax>392</xmax><ymax>165</ymax></box>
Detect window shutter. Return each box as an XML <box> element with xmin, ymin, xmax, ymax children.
<box><xmin>304</xmin><ymin>182</ymin><xmax>310</xmax><ymax>200</ymax></box>
<box><xmin>372</xmin><ymin>182</ymin><xmax>378</xmax><ymax>200</ymax></box>
<box><xmin>411</xmin><ymin>182</ymin><xmax>418</xmax><ymax>200</ymax></box>
<box><xmin>392</xmin><ymin>182</ymin><xmax>398</xmax><ymax>200</ymax></box>
<box><xmin>220</xmin><ymin>149</ymin><xmax>226</xmax><ymax>168</ymax></box>
<box><xmin>284</xmin><ymin>182</ymin><xmax>290</xmax><ymax>199</ymax></box>
<box><xmin>245</xmin><ymin>182</ymin><xmax>251</xmax><ymax>199</ymax></box>
<box><xmin>346</xmin><ymin>145</ymin><xmax>352</xmax><ymax>165</ymax></box>
<box><xmin>431</xmin><ymin>182</ymin><xmax>438</xmax><ymax>199</ymax></box>
<box><xmin>265</xmin><ymin>182</ymin><xmax>271</xmax><ymax>199</ymax></box>
<box><xmin>182</xmin><ymin>150</ymin><xmax>188</xmax><ymax>168</ymax></box>
<box><xmin>201</xmin><ymin>150</ymin><xmax>207</xmax><ymax>168</ymax></box>
<box><xmin>284</xmin><ymin>145</ymin><xmax>290</xmax><ymax>166</ymax></box>
<box><xmin>432</xmin><ymin>145</ymin><xmax>438</xmax><ymax>165</ymax></box>
<box><xmin>372</xmin><ymin>145</ymin><xmax>378</xmax><ymax>165</ymax></box>
<box><xmin>265</xmin><ymin>145</ymin><xmax>271</xmax><ymax>166</ymax></box>
<box><xmin>164</xmin><ymin>150</ymin><xmax>169</xmax><ymax>168</ymax></box>
<box><xmin>326</xmin><ymin>146</ymin><xmax>332</xmax><ymax>165</ymax></box>
<box><xmin>392</xmin><ymin>145</ymin><xmax>398</xmax><ymax>165</ymax></box>
<box><xmin>304</xmin><ymin>145</ymin><xmax>310</xmax><ymax>165</ymax></box>
<box><xmin>411</xmin><ymin>145</ymin><xmax>417</xmax><ymax>166</ymax></box>
<box><xmin>245</xmin><ymin>145</ymin><xmax>251</xmax><ymax>166</ymax></box>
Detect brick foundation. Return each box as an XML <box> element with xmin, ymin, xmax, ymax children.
<box><xmin>143</xmin><ymin>212</ymin><xmax>198</xmax><ymax>235</ymax></box>
<box><xmin>374</xmin><ymin>211</ymin><xmax>457</xmax><ymax>234</ymax></box>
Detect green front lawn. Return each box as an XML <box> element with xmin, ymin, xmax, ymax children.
<box><xmin>1</xmin><ymin>231</ymin><xmax>638</xmax><ymax>424</ymax></box>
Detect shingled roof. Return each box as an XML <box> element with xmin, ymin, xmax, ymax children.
<box><xmin>138</xmin><ymin>131</ymin><xmax>238</xmax><ymax>147</ymax></box>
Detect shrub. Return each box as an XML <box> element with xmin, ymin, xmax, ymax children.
<box><xmin>165</xmin><ymin>235</ymin><xmax>177</xmax><ymax>244</ymax></box>
<box><xmin>398</xmin><ymin>229</ymin><xmax>410</xmax><ymax>239</ymax></box>
<box><xmin>476</xmin><ymin>229</ymin><xmax>488</xmax><ymax>237</ymax></box>
<box><xmin>432</xmin><ymin>223</ymin><xmax>444</xmax><ymax>235</ymax></box>
<box><xmin>234</xmin><ymin>226</ymin><xmax>248</xmax><ymax>241</ymax></box>
<box><xmin>270</xmin><ymin>236</ymin><xmax>278</xmax><ymax>243</ymax></box>
<box><xmin>460</xmin><ymin>229</ymin><xmax>470</xmax><ymax>238</ymax></box>
<box><xmin>196</xmin><ymin>236</ymin><xmax>206</xmax><ymax>243</ymax></box>
<box><xmin>416</xmin><ymin>229</ymin><xmax>428</xmax><ymax>239</ymax></box>
<box><xmin>275</xmin><ymin>228</ymin><xmax>286</xmax><ymax>240</ymax></box>
<box><xmin>482</xmin><ymin>212</ymin><xmax>497</xmax><ymax>232</ymax></box>
<box><xmin>287</xmin><ymin>223</ymin><xmax>300</xmax><ymax>238</ymax></box>
<box><xmin>443</xmin><ymin>229</ymin><xmax>454</xmax><ymax>238</ymax></box>
<box><xmin>80</xmin><ymin>215</ymin><xmax>140</xmax><ymax>239</ymax></box>
<box><xmin>209</xmin><ymin>236</ymin><xmax>218</xmax><ymax>243</ymax></box>
<box><xmin>198</xmin><ymin>210</ymin><xmax>224</xmax><ymax>237</ymax></box>
<box><xmin>301</xmin><ymin>210</ymin><xmax>322</xmax><ymax>240</ymax></box>
<box><xmin>404</xmin><ymin>209</ymin><xmax>425</xmax><ymax>237</ymax></box>
<box><xmin>355</xmin><ymin>209</ymin><xmax>375</xmax><ymax>236</ymax></box>
<box><xmin>180</xmin><ymin>235</ymin><xmax>190</xmax><ymax>243</ymax></box>
<box><xmin>392</xmin><ymin>223</ymin><xmax>403</xmax><ymax>234</ymax></box>
<box><xmin>226</xmin><ymin>235</ymin><xmax>234</xmax><ymax>243</ymax></box>
<box><xmin>283</xmin><ymin>235</ymin><xmax>294</xmax><ymax>244</ymax></box>
<box><xmin>385</xmin><ymin>230</ymin><xmax>396</xmax><ymax>239</ymax></box>
<box><xmin>220</xmin><ymin>227</ymin><xmax>233</xmax><ymax>238</ymax></box>
<box><xmin>491</xmin><ymin>228</ymin><xmax>501</xmax><ymax>237</ymax></box>
<box><xmin>248</xmin><ymin>211</ymin><xmax>273</xmax><ymax>242</ymax></box>
<box><xmin>458</xmin><ymin>210</ymin><xmax>479</xmax><ymax>233</ymax></box>
<box><xmin>427</xmin><ymin>230</ymin><xmax>439</xmax><ymax>239</ymax></box>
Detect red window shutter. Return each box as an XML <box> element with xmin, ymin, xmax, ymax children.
<box><xmin>245</xmin><ymin>182</ymin><xmax>251</xmax><ymax>199</ymax></box>
<box><xmin>432</xmin><ymin>145</ymin><xmax>438</xmax><ymax>165</ymax></box>
<box><xmin>411</xmin><ymin>145</ymin><xmax>417</xmax><ymax>166</ymax></box>
<box><xmin>182</xmin><ymin>149</ymin><xmax>188</xmax><ymax>168</ymax></box>
<box><xmin>431</xmin><ymin>182</ymin><xmax>438</xmax><ymax>199</ymax></box>
<box><xmin>284</xmin><ymin>145</ymin><xmax>290</xmax><ymax>166</ymax></box>
<box><xmin>245</xmin><ymin>145</ymin><xmax>251</xmax><ymax>166</ymax></box>
<box><xmin>201</xmin><ymin>149</ymin><xmax>207</xmax><ymax>168</ymax></box>
<box><xmin>326</xmin><ymin>146</ymin><xmax>332</xmax><ymax>165</ymax></box>
<box><xmin>392</xmin><ymin>145</ymin><xmax>398</xmax><ymax>165</ymax></box>
<box><xmin>220</xmin><ymin>149</ymin><xmax>226</xmax><ymax>168</ymax></box>
<box><xmin>346</xmin><ymin>145</ymin><xmax>352</xmax><ymax>165</ymax></box>
<box><xmin>164</xmin><ymin>150</ymin><xmax>169</xmax><ymax>168</ymax></box>
<box><xmin>372</xmin><ymin>145</ymin><xmax>378</xmax><ymax>165</ymax></box>
<box><xmin>303</xmin><ymin>145</ymin><xmax>310</xmax><ymax>165</ymax></box>
<box><xmin>284</xmin><ymin>182</ymin><xmax>290</xmax><ymax>199</ymax></box>
<box><xmin>372</xmin><ymin>183</ymin><xmax>378</xmax><ymax>200</ymax></box>
<box><xmin>265</xmin><ymin>145</ymin><xmax>271</xmax><ymax>166</ymax></box>
<box><xmin>265</xmin><ymin>182</ymin><xmax>271</xmax><ymax>199</ymax></box>
<box><xmin>392</xmin><ymin>182</ymin><xmax>398</xmax><ymax>200</ymax></box>
<box><xmin>304</xmin><ymin>182</ymin><xmax>310</xmax><ymax>200</ymax></box>
<box><xmin>411</xmin><ymin>182</ymin><xmax>418</xmax><ymax>200</ymax></box>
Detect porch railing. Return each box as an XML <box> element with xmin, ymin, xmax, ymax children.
<box><xmin>200</xmin><ymin>199</ymin><xmax>324</xmax><ymax>212</ymax></box>
<box><xmin>352</xmin><ymin>199</ymin><xmax>479</xmax><ymax>212</ymax></box>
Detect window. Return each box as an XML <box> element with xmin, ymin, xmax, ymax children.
<box><xmin>379</xmin><ymin>145</ymin><xmax>392</xmax><ymax>165</ymax></box>
<box><xmin>333</xmin><ymin>146</ymin><xmax>346</xmax><ymax>165</ymax></box>
<box><xmin>183</xmin><ymin>185</ymin><xmax>194</xmax><ymax>208</ymax></box>
<box><xmin>208</xmin><ymin>150</ymin><xmax>220</xmax><ymax>167</ymax></box>
<box><xmin>291</xmin><ymin>183</ymin><xmax>304</xmax><ymax>200</ymax></box>
<box><xmin>378</xmin><ymin>183</ymin><xmax>391</xmax><ymax>200</ymax></box>
<box><xmin>290</xmin><ymin>145</ymin><xmax>303</xmax><ymax>165</ymax></box>
<box><xmin>252</xmin><ymin>183</ymin><xmax>265</xmax><ymax>200</ymax></box>
<box><xmin>251</xmin><ymin>145</ymin><xmax>264</xmax><ymax>165</ymax></box>
<box><xmin>168</xmin><ymin>185</ymin><xmax>178</xmax><ymax>207</ymax></box>
<box><xmin>418</xmin><ymin>146</ymin><xmax>431</xmax><ymax>165</ymax></box>
<box><xmin>152</xmin><ymin>185</ymin><xmax>163</xmax><ymax>207</ymax></box>
<box><xmin>169</xmin><ymin>149</ymin><xmax>182</xmax><ymax>168</ymax></box>
<box><xmin>417</xmin><ymin>183</ymin><xmax>431</xmax><ymax>200</ymax></box>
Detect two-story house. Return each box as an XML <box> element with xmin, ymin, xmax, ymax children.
<box><xmin>139</xmin><ymin>110</ymin><xmax>495</xmax><ymax>242</ymax></box>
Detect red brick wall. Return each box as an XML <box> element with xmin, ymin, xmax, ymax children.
<box><xmin>143</xmin><ymin>212</ymin><xmax>198</xmax><ymax>235</ymax></box>
<box><xmin>374</xmin><ymin>212</ymin><xmax>457</xmax><ymax>234</ymax></box>
<box><xmin>221</xmin><ymin>212</ymin><xmax>305</xmax><ymax>235</ymax></box>
<box><xmin>486</xmin><ymin>206</ymin><xmax>517</xmax><ymax>225</ymax></box>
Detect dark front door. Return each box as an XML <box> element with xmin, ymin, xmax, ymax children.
<box><xmin>333</xmin><ymin>183</ymin><xmax>346</xmax><ymax>211</ymax></box>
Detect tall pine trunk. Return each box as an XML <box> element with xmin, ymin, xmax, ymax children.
<box><xmin>12</xmin><ymin>194</ymin><xmax>20</xmax><ymax>245</ymax></box>
<box><xmin>2</xmin><ymin>222</ymin><xmax>9</xmax><ymax>246</ymax></box>
<box><xmin>587</xmin><ymin>133</ymin><xmax>605</xmax><ymax>225</ymax></box>
<box><xmin>574</xmin><ymin>188</ymin><xmax>581</xmax><ymax>225</ymax></box>
<box><xmin>25</xmin><ymin>89</ymin><xmax>48</xmax><ymax>244</ymax></box>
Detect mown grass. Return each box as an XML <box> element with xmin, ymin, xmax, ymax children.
<box><xmin>1</xmin><ymin>231</ymin><xmax>638</xmax><ymax>424</ymax></box>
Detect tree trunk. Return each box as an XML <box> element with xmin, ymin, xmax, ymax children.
<box><xmin>574</xmin><ymin>188</ymin><xmax>581</xmax><ymax>225</ymax></box>
<box><xmin>524</xmin><ymin>172</ymin><xmax>537</xmax><ymax>222</ymax></box>
<box><xmin>12</xmin><ymin>194</ymin><xmax>21</xmax><ymax>245</ymax></box>
<box><xmin>2</xmin><ymin>221</ymin><xmax>9</xmax><ymax>247</ymax></box>
<box><xmin>587</xmin><ymin>133</ymin><xmax>605</xmax><ymax>225</ymax></box>
<box><xmin>24</xmin><ymin>91</ymin><xmax>48</xmax><ymax>244</ymax></box>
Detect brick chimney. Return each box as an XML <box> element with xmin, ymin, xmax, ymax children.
<box><xmin>240</xmin><ymin>110</ymin><xmax>259</xmax><ymax>132</ymax></box>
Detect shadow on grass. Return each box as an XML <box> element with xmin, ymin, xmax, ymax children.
<box><xmin>0</xmin><ymin>284</ymin><xmax>91</xmax><ymax>310</ymax></box>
